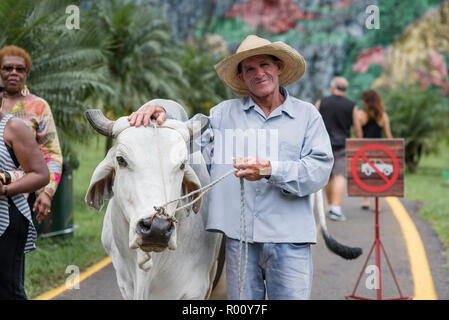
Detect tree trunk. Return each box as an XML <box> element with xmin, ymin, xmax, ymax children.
<box><xmin>405</xmin><ymin>142</ymin><xmax>418</xmax><ymax>174</ymax></box>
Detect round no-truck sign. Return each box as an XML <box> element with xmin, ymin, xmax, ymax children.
<box><xmin>347</xmin><ymin>139</ymin><xmax>404</xmax><ymax>197</ymax></box>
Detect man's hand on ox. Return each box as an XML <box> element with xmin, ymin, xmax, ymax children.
<box><xmin>233</xmin><ymin>157</ymin><xmax>272</xmax><ymax>181</ymax></box>
<box><xmin>128</xmin><ymin>104</ymin><xmax>167</xmax><ymax>127</ymax></box>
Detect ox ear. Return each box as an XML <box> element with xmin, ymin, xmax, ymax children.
<box><xmin>183</xmin><ymin>164</ymin><xmax>202</xmax><ymax>214</ymax></box>
<box><xmin>85</xmin><ymin>147</ymin><xmax>116</xmax><ymax>211</ymax></box>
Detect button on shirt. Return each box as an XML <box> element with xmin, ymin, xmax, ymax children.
<box><xmin>189</xmin><ymin>88</ymin><xmax>333</xmax><ymax>243</ymax></box>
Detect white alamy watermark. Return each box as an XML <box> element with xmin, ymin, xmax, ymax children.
<box><xmin>365</xmin><ymin>264</ymin><xmax>380</xmax><ymax>290</ymax></box>
<box><xmin>65</xmin><ymin>264</ymin><xmax>80</xmax><ymax>290</ymax></box>
<box><xmin>183</xmin><ymin>125</ymin><xmax>280</xmax><ymax>166</ymax></box>
<box><xmin>66</xmin><ymin>5</ymin><xmax>80</xmax><ymax>30</ymax></box>
<box><xmin>365</xmin><ymin>5</ymin><xmax>380</xmax><ymax>29</ymax></box>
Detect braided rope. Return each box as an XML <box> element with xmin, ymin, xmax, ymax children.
<box><xmin>237</xmin><ymin>177</ymin><xmax>248</xmax><ymax>300</ymax></box>
<box><xmin>162</xmin><ymin>168</ymin><xmax>238</xmax><ymax>214</ymax></box>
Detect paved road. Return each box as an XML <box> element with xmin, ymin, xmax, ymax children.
<box><xmin>53</xmin><ymin>195</ymin><xmax>449</xmax><ymax>300</ymax></box>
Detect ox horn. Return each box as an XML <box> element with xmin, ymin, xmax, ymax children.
<box><xmin>85</xmin><ymin>109</ymin><xmax>115</xmax><ymax>137</ymax></box>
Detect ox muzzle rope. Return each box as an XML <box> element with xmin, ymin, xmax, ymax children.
<box><xmin>151</xmin><ymin>121</ymin><xmax>248</xmax><ymax>300</ymax></box>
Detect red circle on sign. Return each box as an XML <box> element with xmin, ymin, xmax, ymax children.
<box><xmin>351</xmin><ymin>144</ymin><xmax>399</xmax><ymax>193</ymax></box>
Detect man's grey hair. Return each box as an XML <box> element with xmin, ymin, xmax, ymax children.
<box><xmin>330</xmin><ymin>77</ymin><xmax>348</xmax><ymax>92</ymax></box>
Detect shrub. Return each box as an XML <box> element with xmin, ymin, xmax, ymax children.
<box><xmin>379</xmin><ymin>85</ymin><xmax>449</xmax><ymax>173</ymax></box>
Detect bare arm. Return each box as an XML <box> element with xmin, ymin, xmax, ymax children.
<box><xmin>352</xmin><ymin>105</ymin><xmax>363</xmax><ymax>138</ymax></box>
<box><xmin>382</xmin><ymin>112</ymin><xmax>393</xmax><ymax>138</ymax></box>
<box><xmin>1</xmin><ymin>118</ymin><xmax>49</xmax><ymax>196</ymax></box>
<box><xmin>358</xmin><ymin>110</ymin><xmax>368</xmax><ymax>127</ymax></box>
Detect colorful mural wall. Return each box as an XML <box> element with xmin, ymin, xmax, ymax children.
<box><xmin>150</xmin><ymin>0</ymin><xmax>448</xmax><ymax>104</ymax></box>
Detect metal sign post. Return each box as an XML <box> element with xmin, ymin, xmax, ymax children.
<box><xmin>345</xmin><ymin>197</ymin><xmax>411</xmax><ymax>300</ymax></box>
<box><xmin>345</xmin><ymin>138</ymin><xmax>412</xmax><ymax>300</ymax></box>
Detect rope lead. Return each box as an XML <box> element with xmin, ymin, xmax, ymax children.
<box><xmin>238</xmin><ymin>177</ymin><xmax>248</xmax><ymax>300</ymax></box>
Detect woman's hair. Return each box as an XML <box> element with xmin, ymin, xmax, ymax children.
<box><xmin>362</xmin><ymin>89</ymin><xmax>384</xmax><ymax>122</ymax></box>
<box><xmin>0</xmin><ymin>45</ymin><xmax>32</xmax><ymax>74</ymax></box>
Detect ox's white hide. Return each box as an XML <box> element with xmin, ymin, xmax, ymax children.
<box><xmin>86</xmin><ymin>118</ymin><xmax>220</xmax><ymax>300</ymax></box>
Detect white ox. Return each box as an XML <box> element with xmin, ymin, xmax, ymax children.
<box><xmin>85</xmin><ymin>100</ymin><xmax>221</xmax><ymax>299</ymax></box>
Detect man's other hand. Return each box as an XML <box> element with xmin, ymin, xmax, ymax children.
<box><xmin>233</xmin><ymin>157</ymin><xmax>272</xmax><ymax>181</ymax></box>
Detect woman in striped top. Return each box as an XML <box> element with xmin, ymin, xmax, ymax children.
<box><xmin>0</xmin><ymin>96</ymin><xmax>50</xmax><ymax>299</ymax></box>
<box><xmin>0</xmin><ymin>45</ymin><xmax>63</xmax><ymax>224</ymax></box>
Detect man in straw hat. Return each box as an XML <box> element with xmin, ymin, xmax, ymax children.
<box><xmin>128</xmin><ymin>35</ymin><xmax>333</xmax><ymax>300</ymax></box>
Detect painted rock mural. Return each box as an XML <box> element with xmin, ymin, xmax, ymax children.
<box><xmin>224</xmin><ymin>0</ymin><xmax>319</xmax><ymax>34</ymax></box>
<box><xmin>149</xmin><ymin>0</ymin><xmax>448</xmax><ymax>103</ymax></box>
<box><xmin>373</xmin><ymin>1</ymin><xmax>449</xmax><ymax>94</ymax></box>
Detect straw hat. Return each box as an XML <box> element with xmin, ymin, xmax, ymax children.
<box><xmin>214</xmin><ymin>35</ymin><xmax>306</xmax><ymax>97</ymax></box>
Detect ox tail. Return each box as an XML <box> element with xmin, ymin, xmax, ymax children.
<box><xmin>315</xmin><ymin>189</ymin><xmax>363</xmax><ymax>260</ymax></box>
<box><xmin>212</xmin><ymin>235</ymin><xmax>226</xmax><ymax>290</ymax></box>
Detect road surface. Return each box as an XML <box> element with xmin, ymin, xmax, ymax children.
<box><xmin>51</xmin><ymin>195</ymin><xmax>449</xmax><ymax>300</ymax></box>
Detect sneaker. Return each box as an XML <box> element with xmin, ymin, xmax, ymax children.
<box><xmin>327</xmin><ymin>210</ymin><xmax>347</xmax><ymax>222</ymax></box>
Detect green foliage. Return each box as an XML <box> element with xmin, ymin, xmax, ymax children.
<box><xmin>91</xmin><ymin>0</ymin><xmax>186</xmax><ymax>119</ymax></box>
<box><xmin>0</xmin><ymin>0</ymin><xmax>111</xmax><ymax>154</ymax></box>
<box><xmin>175</xmin><ymin>45</ymin><xmax>234</xmax><ymax>116</ymax></box>
<box><xmin>379</xmin><ymin>85</ymin><xmax>449</xmax><ymax>173</ymax></box>
<box><xmin>405</xmin><ymin>141</ymin><xmax>449</xmax><ymax>255</ymax></box>
<box><xmin>1</xmin><ymin>0</ymin><xmax>244</xmax><ymax>157</ymax></box>
<box><xmin>89</xmin><ymin>0</ymin><xmax>191</xmax><ymax>154</ymax></box>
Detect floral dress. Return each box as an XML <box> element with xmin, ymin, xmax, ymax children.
<box><xmin>9</xmin><ymin>94</ymin><xmax>63</xmax><ymax>198</ymax></box>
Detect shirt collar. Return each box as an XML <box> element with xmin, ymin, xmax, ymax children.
<box><xmin>241</xmin><ymin>87</ymin><xmax>296</xmax><ymax>119</ymax></box>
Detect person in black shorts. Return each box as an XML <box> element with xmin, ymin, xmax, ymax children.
<box><xmin>316</xmin><ymin>77</ymin><xmax>362</xmax><ymax>221</ymax></box>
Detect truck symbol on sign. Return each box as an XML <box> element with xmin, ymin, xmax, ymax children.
<box><xmin>361</xmin><ymin>159</ymin><xmax>393</xmax><ymax>176</ymax></box>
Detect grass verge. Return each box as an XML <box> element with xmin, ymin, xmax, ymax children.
<box><xmin>405</xmin><ymin>142</ymin><xmax>449</xmax><ymax>259</ymax></box>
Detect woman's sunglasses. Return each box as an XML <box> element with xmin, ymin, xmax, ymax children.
<box><xmin>1</xmin><ymin>65</ymin><xmax>27</xmax><ymax>74</ymax></box>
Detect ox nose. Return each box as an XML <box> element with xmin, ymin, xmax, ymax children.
<box><xmin>137</xmin><ymin>214</ymin><xmax>174</xmax><ymax>248</ymax></box>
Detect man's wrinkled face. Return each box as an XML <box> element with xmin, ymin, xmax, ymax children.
<box><xmin>237</xmin><ymin>54</ymin><xmax>282</xmax><ymax>99</ymax></box>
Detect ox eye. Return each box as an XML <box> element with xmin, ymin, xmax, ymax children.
<box><xmin>116</xmin><ymin>156</ymin><xmax>128</xmax><ymax>167</ymax></box>
<box><xmin>180</xmin><ymin>163</ymin><xmax>185</xmax><ymax>170</ymax></box>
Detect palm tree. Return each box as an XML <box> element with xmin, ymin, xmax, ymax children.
<box><xmin>91</xmin><ymin>0</ymin><xmax>187</xmax><ymax>153</ymax></box>
<box><xmin>0</xmin><ymin>0</ymin><xmax>111</xmax><ymax>155</ymax></box>
<box><xmin>176</xmin><ymin>45</ymin><xmax>234</xmax><ymax>116</ymax></box>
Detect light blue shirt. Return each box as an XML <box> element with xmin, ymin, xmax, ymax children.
<box><xmin>176</xmin><ymin>88</ymin><xmax>333</xmax><ymax>243</ymax></box>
